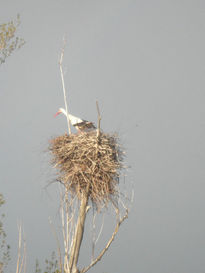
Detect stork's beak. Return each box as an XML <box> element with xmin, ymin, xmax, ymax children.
<box><xmin>54</xmin><ymin>110</ymin><xmax>61</xmax><ymax>117</ymax></box>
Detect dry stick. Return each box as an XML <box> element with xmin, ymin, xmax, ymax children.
<box><xmin>80</xmin><ymin>209</ymin><xmax>129</xmax><ymax>273</ymax></box>
<box><xmin>62</xmin><ymin>193</ymin><xmax>78</xmax><ymax>273</ymax></box>
<box><xmin>95</xmin><ymin>100</ymin><xmax>101</xmax><ymax>163</ymax></box>
<box><xmin>16</xmin><ymin>224</ymin><xmax>22</xmax><ymax>273</ymax></box>
<box><xmin>96</xmin><ymin>101</ymin><xmax>101</xmax><ymax>139</ymax></box>
<box><xmin>65</xmin><ymin>188</ymin><xmax>70</xmax><ymax>272</ymax></box>
<box><xmin>91</xmin><ymin>210</ymin><xmax>105</xmax><ymax>262</ymax></box>
<box><xmin>16</xmin><ymin>224</ymin><xmax>26</xmax><ymax>273</ymax></box>
<box><xmin>68</xmin><ymin>195</ymin><xmax>77</xmax><ymax>256</ymax></box>
<box><xmin>59</xmin><ymin>37</ymin><xmax>71</xmax><ymax>135</ymax></box>
<box><xmin>23</xmin><ymin>243</ymin><xmax>26</xmax><ymax>273</ymax></box>
<box><xmin>68</xmin><ymin>182</ymin><xmax>90</xmax><ymax>273</ymax></box>
<box><xmin>19</xmin><ymin>239</ymin><xmax>26</xmax><ymax>273</ymax></box>
<box><xmin>60</xmin><ymin>189</ymin><xmax>70</xmax><ymax>273</ymax></box>
<box><xmin>91</xmin><ymin>210</ymin><xmax>96</xmax><ymax>261</ymax></box>
<box><xmin>94</xmin><ymin>211</ymin><xmax>105</xmax><ymax>245</ymax></box>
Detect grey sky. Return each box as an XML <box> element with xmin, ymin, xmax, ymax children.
<box><xmin>1</xmin><ymin>0</ymin><xmax>205</xmax><ymax>272</ymax></box>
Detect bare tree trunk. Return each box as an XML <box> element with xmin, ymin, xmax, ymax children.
<box><xmin>69</xmin><ymin>187</ymin><xmax>89</xmax><ymax>273</ymax></box>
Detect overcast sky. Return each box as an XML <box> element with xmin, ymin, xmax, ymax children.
<box><xmin>1</xmin><ymin>0</ymin><xmax>205</xmax><ymax>272</ymax></box>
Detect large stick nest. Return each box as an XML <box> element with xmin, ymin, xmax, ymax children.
<box><xmin>49</xmin><ymin>131</ymin><xmax>124</xmax><ymax>207</ymax></box>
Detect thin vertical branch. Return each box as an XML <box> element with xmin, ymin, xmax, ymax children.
<box><xmin>16</xmin><ymin>224</ymin><xmax>21</xmax><ymax>273</ymax></box>
<box><xmin>65</xmin><ymin>188</ymin><xmax>70</xmax><ymax>273</ymax></box>
<box><xmin>94</xmin><ymin>212</ymin><xmax>105</xmax><ymax>245</ymax></box>
<box><xmin>19</xmin><ymin>239</ymin><xmax>26</xmax><ymax>273</ymax></box>
<box><xmin>68</xmin><ymin>195</ymin><xmax>77</xmax><ymax>256</ymax></box>
<box><xmin>91</xmin><ymin>210</ymin><xmax>97</xmax><ymax>261</ymax></box>
<box><xmin>16</xmin><ymin>224</ymin><xmax>26</xmax><ymax>273</ymax></box>
<box><xmin>96</xmin><ymin>101</ymin><xmax>101</xmax><ymax>139</ymax></box>
<box><xmin>60</xmin><ymin>189</ymin><xmax>70</xmax><ymax>273</ymax></box>
<box><xmin>91</xmin><ymin>210</ymin><xmax>105</xmax><ymax>262</ymax></box>
<box><xmin>59</xmin><ymin>37</ymin><xmax>71</xmax><ymax>134</ymax></box>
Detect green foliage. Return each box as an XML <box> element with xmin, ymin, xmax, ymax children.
<box><xmin>35</xmin><ymin>260</ymin><xmax>42</xmax><ymax>273</ymax></box>
<box><xmin>35</xmin><ymin>252</ymin><xmax>60</xmax><ymax>273</ymax></box>
<box><xmin>0</xmin><ymin>194</ymin><xmax>11</xmax><ymax>273</ymax></box>
<box><xmin>0</xmin><ymin>14</ymin><xmax>25</xmax><ymax>64</ymax></box>
<box><xmin>44</xmin><ymin>251</ymin><xmax>60</xmax><ymax>273</ymax></box>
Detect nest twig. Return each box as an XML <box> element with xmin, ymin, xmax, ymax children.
<box><xmin>49</xmin><ymin>131</ymin><xmax>124</xmax><ymax>208</ymax></box>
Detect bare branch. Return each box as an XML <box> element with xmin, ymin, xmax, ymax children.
<box><xmin>96</xmin><ymin>101</ymin><xmax>101</xmax><ymax>139</ymax></box>
<box><xmin>95</xmin><ymin>212</ymin><xmax>105</xmax><ymax>245</ymax></box>
<box><xmin>68</xmin><ymin>196</ymin><xmax>77</xmax><ymax>256</ymax></box>
<box><xmin>91</xmin><ymin>210</ymin><xmax>97</xmax><ymax>261</ymax></box>
<box><xmin>80</xmin><ymin>209</ymin><xmax>128</xmax><ymax>273</ymax></box>
<box><xmin>16</xmin><ymin>224</ymin><xmax>21</xmax><ymax>273</ymax></box>
<box><xmin>16</xmin><ymin>223</ymin><xmax>26</xmax><ymax>273</ymax></box>
<box><xmin>60</xmin><ymin>188</ymin><xmax>73</xmax><ymax>273</ymax></box>
<box><xmin>91</xmin><ymin>209</ymin><xmax>105</xmax><ymax>261</ymax></box>
<box><xmin>59</xmin><ymin>36</ymin><xmax>71</xmax><ymax>134</ymax></box>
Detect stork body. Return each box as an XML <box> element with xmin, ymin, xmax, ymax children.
<box><xmin>55</xmin><ymin>108</ymin><xmax>96</xmax><ymax>132</ymax></box>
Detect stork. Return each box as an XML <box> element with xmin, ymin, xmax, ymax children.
<box><xmin>55</xmin><ymin>108</ymin><xmax>96</xmax><ymax>132</ymax></box>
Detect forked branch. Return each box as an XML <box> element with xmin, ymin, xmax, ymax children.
<box><xmin>80</xmin><ymin>209</ymin><xmax>128</xmax><ymax>273</ymax></box>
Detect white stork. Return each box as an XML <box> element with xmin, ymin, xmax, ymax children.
<box><xmin>55</xmin><ymin>108</ymin><xmax>96</xmax><ymax>131</ymax></box>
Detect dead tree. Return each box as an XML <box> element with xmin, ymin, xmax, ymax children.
<box><xmin>49</xmin><ymin>115</ymin><xmax>129</xmax><ymax>273</ymax></box>
<box><xmin>48</xmin><ymin>43</ymin><xmax>130</xmax><ymax>273</ymax></box>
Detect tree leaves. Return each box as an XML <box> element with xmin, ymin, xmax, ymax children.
<box><xmin>0</xmin><ymin>14</ymin><xmax>25</xmax><ymax>65</ymax></box>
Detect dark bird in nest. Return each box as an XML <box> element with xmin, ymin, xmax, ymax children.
<box><xmin>55</xmin><ymin>108</ymin><xmax>96</xmax><ymax>132</ymax></box>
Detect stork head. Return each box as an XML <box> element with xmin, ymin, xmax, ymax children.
<box><xmin>54</xmin><ymin>108</ymin><xmax>66</xmax><ymax>117</ymax></box>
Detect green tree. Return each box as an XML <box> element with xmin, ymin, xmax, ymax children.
<box><xmin>0</xmin><ymin>14</ymin><xmax>25</xmax><ymax>65</ymax></box>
